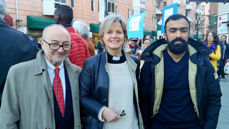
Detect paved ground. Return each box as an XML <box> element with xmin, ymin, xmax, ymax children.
<box><xmin>217</xmin><ymin>75</ymin><xmax>229</xmax><ymax>129</ymax></box>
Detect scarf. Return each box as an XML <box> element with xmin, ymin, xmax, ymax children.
<box><xmin>205</xmin><ymin>42</ymin><xmax>217</xmax><ymax>60</ymax></box>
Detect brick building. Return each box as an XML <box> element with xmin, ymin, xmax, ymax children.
<box><xmin>4</xmin><ymin>0</ymin><xmax>206</xmax><ymax>41</ymax></box>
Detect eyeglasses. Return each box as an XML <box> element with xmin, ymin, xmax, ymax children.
<box><xmin>42</xmin><ymin>39</ymin><xmax>71</xmax><ymax>51</ymax></box>
<box><xmin>120</xmin><ymin>110</ymin><xmax>126</xmax><ymax>116</ymax></box>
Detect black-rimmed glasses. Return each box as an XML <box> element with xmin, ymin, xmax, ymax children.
<box><xmin>42</xmin><ymin>39</ymin><xmax>71</xmax><ymax>51</ymax></box>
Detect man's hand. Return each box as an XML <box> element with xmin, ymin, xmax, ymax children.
<box><xmin>102</xmin><ymin>107</ymin><xmax>120</xmax><ymax>122</ymax></box>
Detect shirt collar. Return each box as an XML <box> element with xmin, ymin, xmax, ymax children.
<box><xmin>45</xmin><ymin>58</ymin><xmax>64</xmax><ymax>70</ymax></box>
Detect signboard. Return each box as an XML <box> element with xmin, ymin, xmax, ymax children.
<box><xmin>161</xmin><ymin>3</ymin><xmax>178</xmax><ymax>34</ymax></box>
<box><xmin>127</xmin><ymin>12</ymin><xmax>146</xmax><ymax>38</ymax></box>
<box><xmin>218</xmin><ymin>14</ymin><xmax>228</xmax><ymax>34</ymax></box>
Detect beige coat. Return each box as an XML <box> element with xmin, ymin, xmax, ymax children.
<box><xmin>0</xmin><ymin>50</ymin><xmax>82</xmax><ymax>129</ymax></box>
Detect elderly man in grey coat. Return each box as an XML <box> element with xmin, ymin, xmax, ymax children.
<box><xmin>0</xmin><ymin>24</ymin><xmax>82</xmax><ymax>129</ymax></box>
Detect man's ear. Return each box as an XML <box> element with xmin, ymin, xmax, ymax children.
<box><xmin>163</xmin><ymin>33</ymin><xmax>167</xmax><ymax>40</ymax></box>
<box><xmin>40</xmin><ymin>39</ymin><xmax>44</xmax><ymax>47</ymax></box>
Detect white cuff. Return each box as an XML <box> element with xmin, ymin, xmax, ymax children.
<box><xmin>98</xmin><ymin>106</ymin><xmax>106</xmax><ymax>122</ymax></box>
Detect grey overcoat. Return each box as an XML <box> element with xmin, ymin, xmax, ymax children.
<box><xmin>0</xmin><ymin>50</ymin><xmax>82</xmax><ymax>129</ymax></box>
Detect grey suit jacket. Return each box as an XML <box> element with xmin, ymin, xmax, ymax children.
<box><xmin>0</xmin><ymin>50</ymin><xmax>82</xmax><ymax>129</ymax></box>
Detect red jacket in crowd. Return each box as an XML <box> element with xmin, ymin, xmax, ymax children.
<box><xmin>65</xmin><ymin>26</ymin><xmax>90</xmax><ymax>67</ymax></box>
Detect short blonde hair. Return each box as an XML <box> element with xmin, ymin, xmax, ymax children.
<box><xmin>99</xmin><ymin>14</ymin><xmax>128</xmax><ymax>46</ymax></box>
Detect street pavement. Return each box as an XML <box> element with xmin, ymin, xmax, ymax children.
<box><xmin>217</xmin><ymin>75</ymin><xmax>229</xmax><ymax>129</ymax></box>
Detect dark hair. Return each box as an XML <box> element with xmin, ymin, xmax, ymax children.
<box><xmin>164</xmin><ymin>14</ymin><xmax>190</xmax><ymax>33</ymax></box>
<box><xmin>221</xmin><ymin>35</ymin><xmax>227</xmax><ymax>39</ymax></box>
<box><xmin>54</xmin><ymin>5</ymin><xmax>73</xmax><ymax>24</ymax></box>
<box><xmin>205</xmin><ymin>31</ymin><xmax>219</xmax><ymax>45</ymax></box>
<box><xmin>144</xmin><ymin>35</ymin><xmax>153</xmax><ymax>39</ymax></box>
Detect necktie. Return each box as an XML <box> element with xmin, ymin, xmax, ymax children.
<box><xmin>53</xmin><ymin>68</ymin><xmax>65</xmax><ymax>117</ymax></box>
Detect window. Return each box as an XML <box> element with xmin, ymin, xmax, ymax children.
<box><xmin>55</xmin><ymin>0</ymin><xmax>66</xmax><ymax>3</ymax></box>
<box><xmin>54</xmin><ymin>0</ymin><xmax>67</xmax><ymax>8</ymax></box>
<box><xmin>115</xmin><ymin>6</ymin><xmax>118</xmax><ymax>14</ymax></box>
<box><xmin>71</xmin><ymin>0</ymin><xmax>75</xmax><ymax>7</ymax></box>
<box><xmin>108</xmin><ymin>2</ymin><xmax>115</xmax><ymax>14</ymax></box>
<box><xmin>185</xmin><ymin>10</ymin><xmax>190</xmax><ymax>17</ymax></box>
<box><xmin>140</xmin><ymin>8</ymin><xmax>145</xmax><ymax>13</ymax></box>
<box><xmin>128</xmin><ymin>9</ymin><xmax>130</xmax><ymax>18</ymax></box>
<box><xmin>140</xmin><ymin>0</ymin><xmax>145</xmax><ymax>4</ymax></box>
<box><xmin>91</xmin><ymin>0</ymin><xmax>95</xmax><ymax>11</ymax></box>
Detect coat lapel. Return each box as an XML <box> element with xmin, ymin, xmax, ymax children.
<box><xmin>33</xmin><ymin>50</ymin><xmax>55</xmax><ymax>119</ymax></box>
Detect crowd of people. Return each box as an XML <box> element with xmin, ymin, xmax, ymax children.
<box><xmin>0</xmin><ymin>0</ymin><xmax>227</xmax><ymax>129</ymax></box>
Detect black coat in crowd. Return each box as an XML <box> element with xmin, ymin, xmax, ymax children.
<box><xmin>0</xmin><ymin>20</ymin><xmax>38</xmax><ymax>103</ymax></box>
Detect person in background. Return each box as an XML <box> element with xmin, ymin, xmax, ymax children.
<box><xmin>136</xmin><ymin>39</ymin><xmax>151</xmax><ymax>59</ymax></box>
<box><xmin>204</xmin><ymin>31</ymin><xmax>221</xmax><ymax>72</ymax></box>
<box><xmin>3</xmin><ymin>13</ymin><xmax>12</xmax><ymax>26</ymax></box>
<box><xmin>29</xmin><ymin>35</ymin><xmax>41</xmax><ymax>49</ymax></box>
<box><xmin>79</xmin><ymin>14</ymin><xmax>144</xmax><ymax>129</ymax></box>
<box><xmin>54</xmin><ymin>5</ymin><xmax>90</xmax><ymax>68</ymax></box>
<box><xmin>0</xmin><ymin>0</ymin><xmax>38</xmax><ymax>106</ymax></box>
<box><xmin>127</xmin><ymin>38</ymin><xmax>140</xmax><ymax>56</ymax></box>
<box><xmin>145</xmin><ymin>35</ymin><xmax>152</xmax><ymax>42</ymax></box>
<box><xmin>138</xmin><ymin>38</ymin><xmax>143</xmax><ymax>48</ymax></box>
<box><xmin>0</xmin><ymin>24</ymin><xmax>82</xmax><ymax>129</ymax></box>
<box><xmin>96</xmin><ymin>41</ymin><xmax>104</xmax><ymax>54</ymax></box>
<box><xmin>73</xmin><ymin>20</ymin><xmax>95</xmax><ymax>56</ymax></box>
<box><xmin>159</xmin><ymin>35</ymin><xmax>163</xmax><ymax>40</ymax></box>
<box><xmin>140</xmin><ymin>14</ymin><xmax>221</xmax><ymax>129</ymax></box>
<box><xmin>217</xmin><ymin>35</ymin><xmax>229</xmax><ymax>79</ymax></box>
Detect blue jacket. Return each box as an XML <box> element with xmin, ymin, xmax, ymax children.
<box><xmin>79</xmin><ymin>51</ymin><xmax>144</xmax><ymax>129</ymax></box>
<box><xmin>0</xmin><ymin>20</ymin><xmax>38</xmax><ymax>102</ymax></box>
<box><xmin>139</xmin><ymin>38</ymin><xmax>222</xmax><ymax>129</ymax></box>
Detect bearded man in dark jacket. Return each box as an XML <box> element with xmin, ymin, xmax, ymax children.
<box><xmin>0</xmin><ymin>0</ymin><xmax>38</xmax><ymax>105</ymax></box>
<box><xmin>139</xmin><ymin>14</ymin><xmax>222</xmax><ymax>129</ymax></box>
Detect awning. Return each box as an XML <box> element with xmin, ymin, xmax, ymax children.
<box><xmin>90</xmin><ymin>23</ymin><xmax>100</xmax><ymax>33</ymax></box>
<box><xmin>143</xmin><ymin>30</ymin><xmax>157</xmax><ymax>36</ymax></box>
<box><xmin>144</xmin><ymin>30</ymin><xmax>151</xmax><ymax>36</ymax></box>
<box><xmin>151</xmin><ymin>31</ymin><xmax>157</xmax><ymax>36</ymax></box>
<box><xmin>157</xmin><ymin>24</ymin><xmax>162</xmax><ymax>30</ymax></box>
<box><xmin>27</xmin><ymin>16</ymin><xmax>54</xmax><ymax>29</ymax></box>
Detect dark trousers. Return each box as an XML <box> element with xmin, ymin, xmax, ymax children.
<box><xmin>217</xmin><ymin>59</ymin><xmax>226</xmax><ymax>78</ymax></box>
<box><xmin>151</xmin><ymin>118</ymin><xmax>202</xmax><ymax>129</ymax></box>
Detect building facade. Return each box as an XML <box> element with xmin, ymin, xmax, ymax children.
<box><xmin>5</xmin><ymin>0</ymin><xmax>205</xmax><ymax>40</ymax></box>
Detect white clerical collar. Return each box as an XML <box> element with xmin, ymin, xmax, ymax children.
<box><xmin>112</xmin><ymin>56</ymin><xmax>120</xmax><ymax>61</ymax></box>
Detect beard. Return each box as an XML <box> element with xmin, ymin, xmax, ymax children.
<box><xmin>167</xmin><ymin>38</ymin><xmax>188</xmax><ymax>55</ymax></box>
